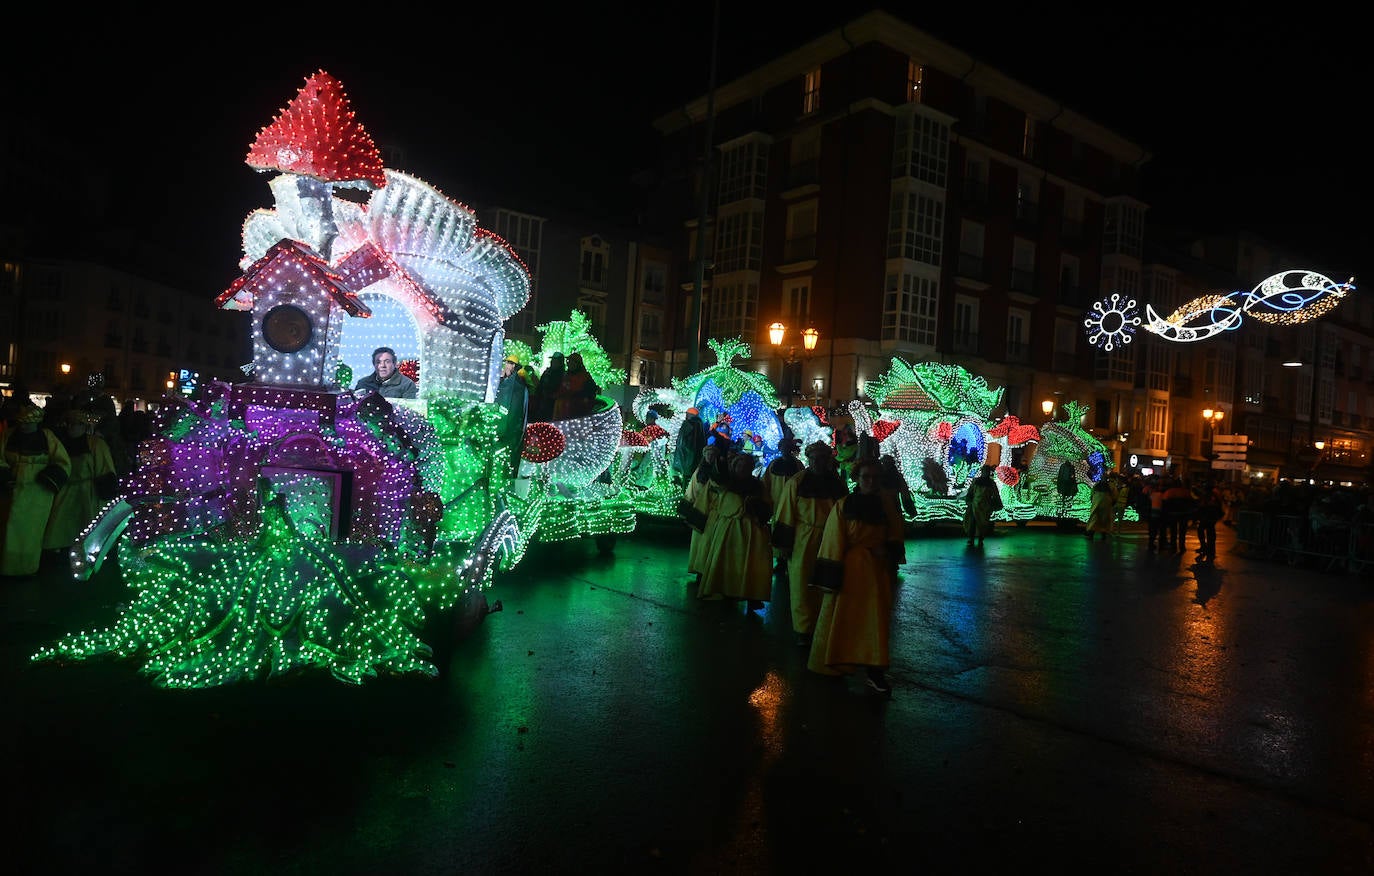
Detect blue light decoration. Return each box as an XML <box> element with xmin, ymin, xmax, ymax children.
<box><xmin>1083</xmin><ymin>292</ymin><xmax>1141</xmax><ymax>351</ymax></box>
<box><xmin>663</xmin><ymin>338</ymin><xmax>785</xmax><ymax>474</ymax></box>
<box><xmin>1140</xmin><ymin>269</ymin><xmax>1356</xmax><ymax>342</ymax></box>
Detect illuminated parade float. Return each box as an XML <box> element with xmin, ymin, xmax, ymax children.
<box><xmin>31</xmin><ymin>71</ymin><xmax>1356</xmax><ymax>690</ymax></box>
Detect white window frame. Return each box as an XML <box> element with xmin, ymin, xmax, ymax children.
<box><xmin>882</xmin><ymin>268</ymin><xmax>938</xmax><ymax>346</ymax></box>
<box><xmin>886</xmin><ymin>188</ymin><xmax>944</xmax><ymax>266</ymax></box>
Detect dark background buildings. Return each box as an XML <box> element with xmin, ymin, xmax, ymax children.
<box><xmin>3</xmin><ymin>4</ymin><xmax>1366</xmax><ymax>292</ymax></box>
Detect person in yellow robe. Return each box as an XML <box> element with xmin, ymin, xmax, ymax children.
<box><xmin>681</xmin><ymin>444</ymin><xmax>722</xmax><ymax>588</ymax></box>
<box><xmin>696</xmin><ymin>451</ymin><xmax>773</xmax><ymax>612</ymax></box>
<box><xmin>1</xmin><ymin>402</ymin><xmax>72</xmax><ymax>577</ymax></box>
<box><xmin>44</xmin><ymin>408</ymin><xmax>120</xmax><ymax>554</ymax></box>
<box><xmin>1085</xmin><ymin>475</ymin><xmax>1117</xmax><ymax>541</ymax></box>
<box><xmin>772</xmin><ymin>441</ymin><xmax>848</xmax><ymax>646</ymax></box>
<box><xmin>762</xmin><ymin>437</ymin><xmax>804</xmax><ymax>578</ymax></box>
<box><xmin>807</xmin><ymin>458</ymin><xmax>903</xmax><ymax>694</ymax></box>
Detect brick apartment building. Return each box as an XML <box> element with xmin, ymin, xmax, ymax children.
<box><xmin>647</xmin><ymin>9</ymin><xmax>1371</xmax><ymax>482</ymax></box>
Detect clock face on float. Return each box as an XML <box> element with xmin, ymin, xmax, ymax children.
<box><xmin>263</xmin><ymin>304</ymin><xmax>313</xmax><ymax>354</ymax></box>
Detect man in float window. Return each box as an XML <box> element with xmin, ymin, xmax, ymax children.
<box><xmin>355</xmin><ymin>347</ymin><xmax>417</xmax><ymax>399</ymax></box>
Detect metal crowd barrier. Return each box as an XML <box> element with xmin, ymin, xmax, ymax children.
<box><xmin>1233</xmin><ymin>509</ymin><xmax>1373</xmax><ymax>574</ymax></box>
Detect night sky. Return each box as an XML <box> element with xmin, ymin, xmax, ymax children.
<box><xmin>5</xmin><ymin>5</ymin><xmax>1366</xmax><ymax>294</ymax></box>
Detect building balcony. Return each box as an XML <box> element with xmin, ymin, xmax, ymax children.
<box><xmin>1014</xmin><ymin>201</ymin><xmax>1040</xmax><ymax>231</ymax></box>
<box><xmin>956</xmin><ymin>252</ymin><xmax>985</xmax><ymax>281</ymax></box>
<box><xmin>1058</xmin><ymin>283</ymin><xmax>1088</xmax><ymax>309</ymax></box>
<box><xmin>952</xmin><ymin>331</ymin><xmax>980</xmax><ymax>355</ymax></box>
<box><xmin>788</xmin><ymin>158</ymin><xmax>820</xmax><ymax>188</ymax></box>
<box><xmin>680</xmin><ymin>260</ymin><xmax>713</xmax><ymax>285</ymax></box>
<box><xmin>960</xmin><ymin>178</ymin><xmax>988</xmax><ymax>207</ymax></box>
<box><xmin>1010</xmin><ymin>268</ymin><xmax>1036</xmax><ymax>295</ymax></box>
<box><xmin>781</xmin><ymin>234</ymin><xmax>817</xmax><ymax>263</ymax></box>
<box><xmin>1006</xmin><ymin>340</ymin><xmax>1030</xmax><ymax>364</ymax></box>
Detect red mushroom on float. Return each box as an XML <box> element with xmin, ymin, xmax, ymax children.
<box><xmin>245</xmin><ymin>70</ymin><xmax>387</xmax><ymax>262</ymax></box>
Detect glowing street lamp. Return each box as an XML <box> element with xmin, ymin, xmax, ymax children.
<box><xmin>1041</xmin><ymin>399</ymin><xmax>1055</xmax><ymax>416</ymax></box>
<box><xmin>767</xmin><ymin>321</ymin><xmax>786</xmax><ymax>347</ymax></box>
<box><xmin>769</xmin><ymin>322</ymin><xmax>821</xmax><ymax>403</ymax></box>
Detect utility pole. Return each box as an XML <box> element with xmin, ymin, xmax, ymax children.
<box><xmin>686</xmin><ymin>0</ymin><xmax>720</xmax><ymax>375</ymax></box>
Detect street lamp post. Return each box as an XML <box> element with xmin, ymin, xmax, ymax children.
<box><xmin>769</xmin><ymin>322</ymin><xmax>820</xmax><ymax>406</ymax></box>
<box><xmin>1201</xmin><ymin>407</ymin><xmax>1224</xmax><ymax>472</ymax></box>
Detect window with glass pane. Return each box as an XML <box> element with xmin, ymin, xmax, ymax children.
<box><xmin>783</xmin><ymin>278</ymin><xmax>810</xmax><ymax>322</ymax></box>
<box><xmin>639</xmin><ymin>310</ymin><xmax>662</xmax><ymax>349</ymax></box>
<box><xmin>959</xmin><ymin>220</ymin><xmax>984</xmax><ymax>257</ymax></box>
<box><xmin>789</xmin><ymin>131</ymin><xmax>820</xmax><ymax>185</ymax></box>
<box><xmin>785</xmin><ymin>201</ymin><xmax>818</xmax><ymax>261</ymax></box>
<box><xmin>714</xmin><ymin>210</ymin><xmax>765</xmax><ymax>273</ymax></box>
<box><xmin>1016</xmin><ymin>174</ymin><xmax>1038</xmax><ymax>217</ymax></box>
<box><xmin>1148</xmin><ymin>398</ymin><xmax>1167</xmax><ymax>449</ymax></box>
<box><xmin>892</xmin><ymin>111</ymin><xmax>948</xmax><ymax>185</ymax></box>
<box><xmin>1093</xmin><ymin>345</ymin><xmax>1135</xmax><ymax>382</ymax></box>
<box><xmin>708</xmin><ymin>281</ymin><xmax>758</xmax><ymax>339</ymax></box>
<box><xmin>1148</xmin><ymin>342</ymin><xmax>1170</xmax><ymax>392</ymax></box>
<box><xmin>907</xmin><ymin>59</ymin><xmax>923</xmax><ymax>103</ymax></box>
<box><xmin>881</xmin><ymin>270</ymin><xmax>937</xmax><ymax>345</ymax></box>
<box><xmin>642</xmin><ymin>263</ymin><xmax>666</xmax><ymax>306</ymax></box>
<box><xmin>580</xmin><ymin>237</ymin><xmax>609</xmax><ymax>290</ymax></box>
<box><xmin>578</xmin><ymin>296</ymin><xmax>605</xmax><ymax>334</ymax></box>
<box><xmin>954</xmin><ymin>297</ymin><xmax>978</xmax><ymax>351</ymax></box>
<box><xmin>718</xmin><ymin>140</ymin><xmax>769</xmax><ymax>203</ymax></box>
<box><xmin>886</xmin><ymin>190</ymin><xmax>943</xmax><ymax>265</ymax></box>
<box><xmin>803</xmin><ymin>68</ymin><xmax>821</xmax><ymax>114</ymax></box>
<box><xmin>1103</xmin><ymin>202</ymin><xmax>1144</xmax><ymax>258</ymax></box>
<box><xmin>1054</xmin><ymin>318</ymin><xmax>1075</xmax><ymax>353</ymax></box>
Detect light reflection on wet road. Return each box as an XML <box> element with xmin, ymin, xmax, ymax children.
<box><xmin>3</xmin><ymin>519</ymin><xmax>1370</xmax><ymax>872</ymax></box>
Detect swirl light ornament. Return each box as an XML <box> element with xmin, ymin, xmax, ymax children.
<box><xmin>1140</xmin><ymin>270</ymin><xmax>1356</xmax><ymax>343</ymax></box>
<box><xmin>1083</xmin><ymin>293</ymin><xmax>1141</xmax><ymax>351</ymax></box>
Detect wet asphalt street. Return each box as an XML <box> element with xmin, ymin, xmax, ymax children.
<box><xmin>3</xmin><ymin>518</ymin><xmax>1371</xmax><ymax>874</ymax></box>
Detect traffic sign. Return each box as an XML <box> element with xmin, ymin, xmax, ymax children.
<box><xmin>1211</xmin><ymin>460</ymin><xmax>1246</xmax><ymax>470</ymax></box>
<box><xmin>1217</xmin><ymin>452</ymin><xmax>1247</xmax><ymax>460</ymax></box>
<box><xmin>1212</xmin><ymin>434</ymin><xmax>1248</xmax><ymax>446</ymax></box>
